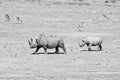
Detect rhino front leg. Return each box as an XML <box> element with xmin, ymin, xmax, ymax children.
<box><xmin>88</xmin><ymin>44</ymin><xmax>91</xmax><ymax>51</ymax></box>
<box><xmin>32</xmin><ymin>46</ymin><xmax>40</xmax><ymax>55</ymax></box>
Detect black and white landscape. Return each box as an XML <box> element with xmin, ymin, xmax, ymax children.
<box><xmin>0</xmin><ymin>0</ymin><xmax>120</xmax><ymax>80</ymax></box>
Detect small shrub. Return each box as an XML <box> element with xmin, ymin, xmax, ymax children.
<box><xmin>110</xmin><ymin>0</ymin><xmax>116</xmax><ymax>3</ymax></box>
<box><xmin>85</xmin><ymin>3</ymin><xmax>90</xmax><ymax>6</ymax></box>
<box><xmin>0</xmin><ymin>1</ymin><xmax>2</xmax><ymax>4</ymax></box>
<box><xmin>105</xmin><ymin>0</ymin><xmax>109</xmax><ymax>3</ymax></box>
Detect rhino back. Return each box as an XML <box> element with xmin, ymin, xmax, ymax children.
<box><xmin>85</xmin><ymin>37</ymin><xmax>102</xmax><ymax>45</ymax></box>
<box><xmin>47</xmin><ymin>37</ymin><xmax>60</xmax><ymax>48</ymax></box>
<box><xmin>37</xmin><ymin>34</ymin><xmax>64</xmax><ymax>48</ymax></box>
<box><xmin>38</xmin><ymin>36</ymin><xmax>48</xmax><ymax>46</ymax></box>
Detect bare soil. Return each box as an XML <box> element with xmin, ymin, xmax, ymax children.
<box><xmin>0</xmin><ymin>1</ymin><xmax>120</xmax><ymax>80</ymax></box>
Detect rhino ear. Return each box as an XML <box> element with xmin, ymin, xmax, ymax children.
<box><xmin>31</xmin><ymin>38</ymin><xmax>33</xmax><ymax>41</ymax></box>
<box><xmin>82</xmin><ymin>40</ymin><xmax>85</xmax><ymax>42</ymax></box>
<box><xmin>35</xmin><ymin>39</ymin><xmax>38</xmax><ymax>43</ymax></box>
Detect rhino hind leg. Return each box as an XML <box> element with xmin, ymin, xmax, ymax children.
<box><xmin>59</xmin><ymin>44</ymin><xmax>66</xmax><ymax>54</ymax></box>
<box><xmin>55</xmin><ymin>47</ymin><xmax>59</xmax><ymax>54</ymax></box>
<box><xmin>88</xmin><ymin>48</ymin><xmax>91</xmax><ymax>51</ymax></box>
<box><xmin>61</xmin><ymin>45</ymin><xmax>67</xmax><ymax>54</ymax></box>
<box><xmin>63</xmin><ymin>47</ymin><xmax>67</xmax><ymax>54</ymax></box>
<box><xmin>32</xmin><ymin>46</ymin><xmax>40</xmax><ymax>54</ymax></box>
<box><xmin>99</xmin><ymin>44</ymin><xmax>102</xmax><ymax>51</ymax></box>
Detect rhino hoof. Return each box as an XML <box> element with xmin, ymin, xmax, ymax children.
<box><xmin>64</xmin><ymin>53</ymin><xmax>67</xmax><ymax>54</ymax></box>
<box><xmin>88</xmin><ymin>48</ymin><xmax>91</xmax><ymax>51</ymax></box>
<box><xmin>55</xmin><ymin>52</ymin><xmax>59</xmax><ymax>54</ymax></box>
<box><xmin>32</xmin><ymin>53</ymin><xmax>36</xmax><ymax>55</ymax></box>
<box><xmin>44</xmin><ymin>53</ymin><xmax>48</xmax><ymax>55</ymax></box>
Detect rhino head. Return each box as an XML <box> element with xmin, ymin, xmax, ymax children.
<box><xmin>28</xmin><ymin>38</ymin><xmax>38</xmax><ymax>49</ymax></box>
<box><xmin>79</xmin><ymin>40</ymin><xmax>86</xmax><ymax>47</ymax></box>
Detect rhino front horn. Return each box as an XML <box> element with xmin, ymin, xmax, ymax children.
<box><xmin>28</xmin><ymin>40</ymin><xmax>31</xmax><ymax>45</ymax></box>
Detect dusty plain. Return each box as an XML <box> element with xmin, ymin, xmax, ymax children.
<box><xmin>0</xmin><ymin>1</ymin><xmax>120</xmax><ymax>80</ymax></box>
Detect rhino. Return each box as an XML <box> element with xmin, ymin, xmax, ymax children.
<box><xmin>79</xmin><ymin>36</ymin><xmax>103</xmax><ymax>51</ymax></box>
<box><xmin>28</xmin><ymin>34</ymin><xmax>67</xmax><ymax>54</ymax></box>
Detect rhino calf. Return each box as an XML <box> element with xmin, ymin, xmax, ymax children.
<box><xmin>79</xmin><ymin>36</ymin><xmax>103</xmax><ymax>51</ymax></box>
<box><xmin>28</xmin><ymin>34</ymin><xmax>66</xmax><ymax>54</ymax></box>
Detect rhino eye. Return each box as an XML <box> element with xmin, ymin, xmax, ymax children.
<box><xmin>35</xmin><ymin>39</ymin><xmax>38</xmax><ymax>43</ymax></box>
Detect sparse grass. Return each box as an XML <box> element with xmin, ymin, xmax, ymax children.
<box><xmin>0</xmin><ymin>0</ymin><xmax>120</xmax><ymax>79</ymax></box>
<box><xmin>0</xmin><ymin>1</ymin><xmax>2</xmax><ymax>4</ymax></box>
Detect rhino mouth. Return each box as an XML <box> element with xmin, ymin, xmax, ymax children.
<box><xmin>29</xmin><ymin>44</ymin><xmax>37</xmax><ymax>49</ymax></box>
<box><xmin>28</xmin><ymin>39</ymin><xmax>37</xmax><ymax>49</ymax></box>
<box><xmin>79</xmin><ymin>43</ymin><xmax>85</xmax><ymax>47</ymax></box>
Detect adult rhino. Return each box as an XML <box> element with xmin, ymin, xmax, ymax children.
<box><xmin>79</xmin><ymin>36</ymin><xmax>103</xmax><ymax>51</ymax></box>
<box><xmin>28</xmin><ymin>34</ymin><xmax>67</xmax><ymax>54</ymax></box>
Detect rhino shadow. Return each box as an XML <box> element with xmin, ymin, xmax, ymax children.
<box><xmin>32</xmin><ymin>52</ymin><xmax>65</xmax><ymax>55</ymax></box>
<box><xmin>81</xmin><ymin>49</ymin><xmax>103</xmax><ymax>52</ymax></box>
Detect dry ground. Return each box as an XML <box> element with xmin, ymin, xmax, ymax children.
<box><xmin>0</xmin><ymin>1</ymin><xmax>120</xmax><ymax>80</ymax></box>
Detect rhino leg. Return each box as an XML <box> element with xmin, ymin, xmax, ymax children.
<box><xmin>58</xmin><ymin>40</ymin><xmax>66</xmax><ymax>54</ymax></box>
<box><xmin>44</xmin><ymin>47</ymin><xmax>48</xmax><ymax>54</ymax></box>
<box><xmin>88</xmin><ymin>44</ymin><xmax>91</xmax><ymax>51</ymax></box>
<box><xmin>86</xmin><ymin>43</ymin><xmax>91</xmax><ymax>51</ymax></box>
<box><xmin>99</xmin><ymin>44</ymin><xmax>102</xmax><ymax>51</ymax></box>
<box><xmin>55</xmin><ymin>47</ymin><xmax>59</xmax><ymax>54</ymax></box>
<box><xmin>32</xmin><ymin>46</ymin><xmax>40</xmax><ymax>54</ymax></box>
<box><xmin>63</xmin><ymin>47</ymin><xmax>67</xmax><ymax>54</ymax></box>
<box><xmin>60</xmin><ymin>45</ymin><xmax>67</xmax><ymax>54</ymax></box>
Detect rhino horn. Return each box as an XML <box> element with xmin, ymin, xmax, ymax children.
<box><xmin>28</xmin><ymin>40</ymin><xmax>31</xmax><ymax>46</ymax></box>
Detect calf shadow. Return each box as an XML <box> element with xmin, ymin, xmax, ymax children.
<box><xmin>32</xmin><ymin>52</ymin><xmax>65</xmax><ymax>55</ymax></box>
<box><xmin>81</xmin><ymin>49</ymin><xmax>103</xmax><ymax>52</ymax></box>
